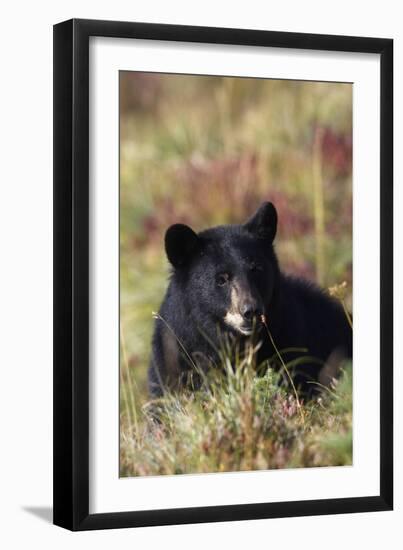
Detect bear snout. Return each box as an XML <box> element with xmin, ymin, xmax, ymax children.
<box><xmin>240</xmin><ymin>301</ymin><xmax>263</xmax><ymax>322</ymax></box>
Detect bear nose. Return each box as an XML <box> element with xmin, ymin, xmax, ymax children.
<box><xmin>241</xmin><ymin>302</ymin><xmax>261</xmax><ymax>322</ymax></box>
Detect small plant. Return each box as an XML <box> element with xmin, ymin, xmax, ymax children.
<box><xmin>328</xmin><ymin>281</ymin><xmax>353</xmax><ymax>329</ymax></box>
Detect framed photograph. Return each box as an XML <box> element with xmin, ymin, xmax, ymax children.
<box><xmin>53</xmin><ymin>19</ymin><xmax>393</xmax><ymax>530</ymax></box>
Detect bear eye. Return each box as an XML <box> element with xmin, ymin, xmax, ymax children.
<box><xmin>249</xmin><ymin>261</ymin><xmax>262</xmax><ymax>272</ymax></box>
<box><xmin>216</xmin><ymin>272</ymin><xmax>230</xmax><ymax>286</ymax></box>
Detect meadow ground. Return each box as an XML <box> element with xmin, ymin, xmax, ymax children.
<box><xmin>119</xmin><ymin>74</ymin><xmax>353</xmax><ymax>476</ymax></box>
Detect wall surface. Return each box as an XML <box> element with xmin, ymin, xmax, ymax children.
<box><xmin>0</xmin><ymin>1</ymin><xmax>400</xmax><ymax>548</ymax></box>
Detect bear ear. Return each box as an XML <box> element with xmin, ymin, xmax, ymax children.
<box><xmin>165</xmin><ymin>224</ymin><xmax>200</xmax><ymax>268</ymax></box>
<box><xmin>244</xmin><ymin>202</ymin><xmax>277</xmax><ymax>242</ymax></box>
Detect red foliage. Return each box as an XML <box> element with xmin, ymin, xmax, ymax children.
<box><xmin>321</xmin><ymin>127</ymin><xmax>352</xmax><ymax>176</ymax></box>
<box><xmin>267</xmin><ymin>189</ymin><xmax>313</xmax><ymax>238</ymax></box>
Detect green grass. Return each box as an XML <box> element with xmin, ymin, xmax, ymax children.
<box><xmin>120</xmin><ymin>342</ymin><xmax>352</xmax><ymax>477</ymax></box>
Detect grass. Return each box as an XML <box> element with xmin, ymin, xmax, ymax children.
<box><xmin>120</xmin><ymin>340</ymin><xmax>352</xmax><ymax>477</ymax></box>
<box><xmin>119</xmin><ymin>73</ymin><xmax>353</xmax><ymax>476</ymax></box>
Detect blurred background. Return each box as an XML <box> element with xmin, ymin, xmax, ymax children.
<box><xmin>120</xmin><ymin>72</ymin><xmax>352</xmax><ymax>407</ymax></box>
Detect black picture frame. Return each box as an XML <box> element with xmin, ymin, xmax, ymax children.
<box><xmin>53</xmin><ymin>18</ymin><xmax>393</xmax><ymax>531</ymax></box>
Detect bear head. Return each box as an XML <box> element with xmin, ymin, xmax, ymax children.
<box><xmin>164</xmin><ymin>202</ymin><xmax>279</xmax><ymax>337</ymax></box>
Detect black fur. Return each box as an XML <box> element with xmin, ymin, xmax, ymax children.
<box><xmin>148</xmin><ymin>202</ymin><xmax>352</xmax><ymax>397</ymax></box>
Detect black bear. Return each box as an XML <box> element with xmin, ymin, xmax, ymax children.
<box><xmin>148</xmin><ymin>202</ymin><xmax>352</xmax><ymax>397</ymax></box>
